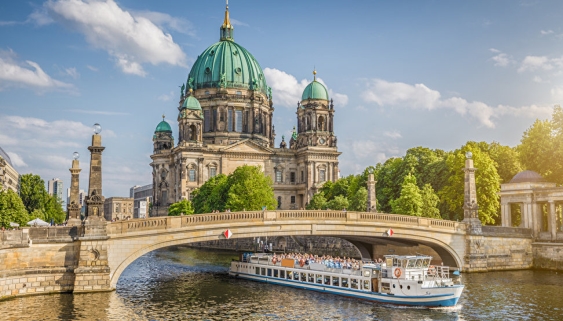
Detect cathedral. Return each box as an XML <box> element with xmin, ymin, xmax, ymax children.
<box><xmin>150</xmin><ymin>4</ymin><xmax>340</xmax><ymax>215</ymax></box>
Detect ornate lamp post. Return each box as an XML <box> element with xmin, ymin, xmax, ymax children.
<box><xmin>367</xmin><ymin>167</ymin><xmax>377</xmax><ymax>212</ymax></box>
<box><xmin>84</xmin><ymin>123</ymin><xmax>106</xmax><ymax>230</ymax></box>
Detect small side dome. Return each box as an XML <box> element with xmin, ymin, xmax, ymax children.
<box><xmin>155</xmin><ymin>116</ymin><xmax>172</xmax><ymax>133</ymax></box>
<box><xmin>182</xmin><ymin>95</ymin><xmax>202</xmax><ymax>110</ymax></box>
<box><xmin>301</xmin><ymin>80</ymin><xmax>329</xmax><ymax>101</ymax></box>
<box><xmin>509</xmin><ymin>170</ymin><xmax>545</xmax><ymax>184</ymax></box>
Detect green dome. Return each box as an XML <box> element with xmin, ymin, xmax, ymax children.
<box><xmin>187</xmin><ymin>40</ymin><xmax>268</xmax><ymax>94</ymax></box>
<box><xmin>182</xmin><ymin>95</ymin><xmax>202</xmax><ymax>110</ymax></box>
<box><xmin>302</xmin><ymin>80</ymin><xmax>329</xmax><ymax>101</ymax></box>
<box><xmin>155</xmin><ymin>119</ymin><xmax>172</xmax><ymax>133</ymax></box>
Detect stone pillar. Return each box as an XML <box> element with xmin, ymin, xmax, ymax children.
<box><xmin>84</xmin><ymin>130</ymin><xmax>105</xmax><ymax>222</ymax></box>
<box><xmin>501</xmin><ymin>203</ymin><xmax>511</xmax><ymax>227</ymax></box>
<box><xmin>367</xmin><ymin>173</ymin><xmax>377</xmax><ymax>212</ymax></box>
<box><xmin>462</xmin><ymin>153</ymin><xmax>482</xmax><ymax>235</ymax></box>
<box><xmin>66</xmin><ymin>156</ymin><xmax>82</xmax><ymax>226</ymax></box>
<box><xmin>549</xmin><ymin>201</ymin><xmax>557</xmax><ymax>241</ymax></box>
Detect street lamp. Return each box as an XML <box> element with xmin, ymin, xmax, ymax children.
<box><xmin>93</xmin><ymin>123</ymin><xmax>102</xmax><ymax>135</ymax></box>
<box><xmin>73</xmin><ymin>151</ymin><xmax>79</xmax><ymax>160</ymax></box>
<box><xmin>465</xmin><ymin>151</ymin><xmax>472</xmax><ymax>159</ymax></box>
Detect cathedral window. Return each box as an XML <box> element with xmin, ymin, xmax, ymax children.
<box><xmin>301</xmin><ymin>171</ymin><xmax>304</xmax><ymax>183</ymax></box>
<box><xmin>189</xmin><ymin>169</ymin><xmax>196</xmax><ymax>182</ymax></box>
<box><xmin>319</xmin><ymin>169</ymin><xmax>326</xmax><ymax>182</ymax></box>
<box><xmin>291</xmin><ymin>196</ymin><xmax>296</xmax><ymax>204</ymax></box>
<box><xmin>277</xmin><ymin>196</ymin><xmax>282</xmax><ymax>209</ymax></box>
<box><xmin>235</xmin><ymin>110</ymin><xmax>242</xmax><ymax>132</ymax></box>
<box><xmin>204</xmin><ymin>110</ymin><xmax>210</xmax><ymax>132</ymax></box>
<box><xmin>205</xmin><ymin>91</ymin><xmax>210</xmax><ymax>95</ymax></box>
<box><xmin>236</xmin><ymin>91</ymin><xmax>242</xmax><ymax>95</ymax></box>
<box><xmin>290</xmin><ymin>172</ymin><xmax>295</xmax><ymax>183</ymax></box>
<box><xmin>275</xmin><ymin>170</ymin><xmax>282</xmax><ymax>183</ymax></box>
<box><xmin>319</xmin><ymin>116</ymin><xmax>325</xmax><ymax>131</ymax></box>
<box><xmin>228</xmin><ymin>109</ymin><xmax>233</xmax><ymax>132</ymax></box>
<box><xmin>210</xmin><ymin>167</ymin><xmax>217</xmax><ymax>178</ymax></box>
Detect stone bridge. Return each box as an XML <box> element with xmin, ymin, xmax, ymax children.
<box><xmin>1</xmin><ymin>210</ymin><xmax>533</xmax><ymax>300</ymax></box>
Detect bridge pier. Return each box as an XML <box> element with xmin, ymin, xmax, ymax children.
<box><xmin>73</xmin><ymin>218</ymin><xmax>113</xmax><ymax>293</ymax></box>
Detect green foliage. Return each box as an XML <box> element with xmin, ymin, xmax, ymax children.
<box><xmin>0</xmin><ymin>189</ymin><xmax>29</xmax><ymax>228</ymax></box>
<box><xmin>326</xmin><ymin>195</ymin><xmax>349</xmax><ymax>210</ymax></box>
<box><xmin>18</xmin><ymin>174</ymin><xmax>66</xmax><ymax>224</ymax></box>
<box><xmin>192</xmin><ymin>165</ymin><xmax>276</xmax><ymax>213</ymax></box>
<box><xmin>168</xmin><ymin>199</ymin><xmax>194</xmax><ymax>216</ymax></box>
<box><xmin>225</xmin><ymin>165</ymin><xmax>276</xmax><ymax>211</ymax></box>
<box><xmin>439</xmin><ymin>144</ymin><xmax>500</xmax><ymax>224</ymax></box>
<box><xmin>518</xmin><ymin>116</ymin><xmax>560</xmax><ymax>183</ymax></box>
<box><xmin>420</xmin><ymin>184</ymin><xmax>441</xmax><ymax>219</ymax></box>
<box><xmin>19</xmin><ymin>174</ymin><xmax>46</xmax><ymax>214</ymax></box>
<box><xmin>306</xmin><ymin>192</ymin><xmax>327</xmax><ymax>210</ymax></box>
<box><xmin>487</xmin><ymin>142</ymin><xmax>522</xmax><ymax>184</ymax></box>
<box><xmin>348</xmin><ymin>187</ymin><xmax>367</xmax><ymax>211</ymax></box>
<box><xmin>391</xmin><ymin>174</ymin><xmax>422</xmax><ymax>216</ymax></box>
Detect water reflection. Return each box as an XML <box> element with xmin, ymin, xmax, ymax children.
<box><xmin>1</xmin><ymin>246</ymin><xmax>563</xmax><ymax>320</ymax></box>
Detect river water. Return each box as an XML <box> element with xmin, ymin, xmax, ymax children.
<box><xmin>1</xmin><ymin>247</ymin><xmax>562</xmax><ymax>321</ymax></box>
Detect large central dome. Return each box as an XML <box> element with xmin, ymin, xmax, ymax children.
<box><xmin>187</xmin><ymin>41</ymin><xmax>268</xmax><ymax>95</ymax></box>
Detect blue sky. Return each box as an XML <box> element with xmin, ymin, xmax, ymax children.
<box><xmin>0</xmin><ymin>0</ymin><xmax>561</xmax><ymax>198</ymax></box>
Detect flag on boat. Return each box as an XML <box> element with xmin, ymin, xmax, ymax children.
<box><xmin>386</xmin><ymin>228</ymin><xmax>394</xmax><ymax>236</ymax></box>
<box><xmin>223</xmin><ymin>229</ymin><xmax>233</xmax><ymax>239</ymax></box>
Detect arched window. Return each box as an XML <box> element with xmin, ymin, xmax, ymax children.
<box><xmin>318</xmin><ymin>116</ymin><xmax>325</xmax><ymax>131</ymax></box>
<box><xmin>306</xmin><ymin>115</ymin><xmax>311</xmax><ymax>131</ymax></box>
<box><xmin>189</xmin><ymin>124</ymin><xmax>197</xmax><ymax>141</ymax></box>
<box><xmin>277</xmin><ymin>196</ymin><xmax>282</xmax><ymax>209</ymax></box>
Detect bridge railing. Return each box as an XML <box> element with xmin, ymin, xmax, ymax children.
<box><xmin>108</xmin><ymin>210</ymin><xmax>463</xmax><ymax>235</ymax></box>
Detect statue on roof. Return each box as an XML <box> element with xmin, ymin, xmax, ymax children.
<box><xmin>188</xmin><ymin>77</ymin><xmax>194</xmax><ymax>90</ymax></box>
<box><xmin>180</xmin><ymin>83</ymin><xmax>185</xmax><ymax>97</ymax></box>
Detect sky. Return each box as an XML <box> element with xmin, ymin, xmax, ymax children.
<box><xmin>0</xmin><ymin>0</ymin><xmax>562</xmax><ymax>198</ymax></box>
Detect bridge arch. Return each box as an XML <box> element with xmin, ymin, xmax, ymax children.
<box><xmin>107</xmin><ymin>211</ymin><xmax>466</xmax><ymax>288</ymax></box>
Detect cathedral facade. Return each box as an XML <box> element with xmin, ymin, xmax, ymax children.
<box><xmin>150</xmin><ymin>4</ymin><xmax>340</xmax><ymax>215</ymax></box>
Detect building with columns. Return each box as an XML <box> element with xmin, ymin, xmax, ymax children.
<box><xmin>499</xmin><ymin>170</ymin><xmax>563</xmax><ymax>240</ymax></box>
<box><xmin>0</xmin><ymin>146</ymin><xmax>19</xmax><ymax>193</ymax></box>
<box><xmin>150</xmin><ymin>4</ymin><xmax>340</xmax><ymax>215</ymax></box>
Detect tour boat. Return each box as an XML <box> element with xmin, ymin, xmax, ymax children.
<box><xmin>229</xmin><ymin>253</ymin><xmax>464</xmax><ymax>307</ymax></box>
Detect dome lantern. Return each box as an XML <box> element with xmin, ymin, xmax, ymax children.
<box><xmin>301</xmin><ymin>70</ymin><xmax>329</xmax><ymax>101</ymax></box>
<box><xmin>155</xmin><ymin>115</ymin><xmax>173</xmax><ymax>133</ymax></box>
<box><xmin>220</xmin><ymin>0</ymin><xmax>234</xmax><ymax>41</ymax></box>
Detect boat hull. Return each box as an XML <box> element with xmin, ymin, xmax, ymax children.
<box><xmin>229</xmin><ymin>270</ymin><xmax>463</xmax><ymax>307</ymax></box>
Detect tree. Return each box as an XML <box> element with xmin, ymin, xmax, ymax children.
<box><xmin>518</xmin><ymin>117</ymin><xmax>559</xmax><ymax>183</ymax></box>
<box><xmin>19</xmin><ymin>174</ymin><xmax>47</xmax><ymax>214</ymax></box>
<box><xmin>439</xmin><ymin>144</ymin><xmax>500</xmax><ymax>224</ymax></box>
<box><xmin>419</xmin><ymin>184</ymin><xmax>441</xmax><ymax>219</ymax></box>
<box><xmin>487</xmin><ymin>142</ymin><xmax>522</xmax><ymax>184</ymax></box>
<box><xmin>307</xmin><ymin>192</ymin><xmax>327</xmax><ymax>210</ymax></box>
<box><xmin>43</xmin><ymin>194</ymin><xmax>66</xmax><ymax>224</ymax></box>
<box><xmin>225</xmin><ymin>165</ymin><xmax>276</xmax><ymax>211</ymax></box>
<box><xmin>390</xmin><ymin>173</ymin><xmax>422</xmax><ymax>216</ymax></box>
<box><xmin>192</xmin><ymin>174</ymin><xmax>228</xmax><ymax>213</ymax></box>
<box><xmin>0</xmin><ymin>189</ymin><xmax>29</xmax><ymax>228</ymax></box>
<box><xmin>348</xmin><ymin>187</ymin><xmax>367</xmax><ymax>211</ymax></box>
<box><xmin>168</xmin><ymin>199</ymin><xmax>194</xmax><ymax>216</ymax></box>
<box><xmin>326</xmin><ymin>195</ymin><xmax>349</xmax><ymax>210</ymax></box>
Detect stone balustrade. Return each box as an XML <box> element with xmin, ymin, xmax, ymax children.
<box><xmin>106</xmin><ymin>210</ymin><xmax>464</xmax><ymax>236</ymax></box>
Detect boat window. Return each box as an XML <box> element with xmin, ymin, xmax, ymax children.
<box><xmin>401</xmin><ymin>259</ymin><xmax>408</xmax><ymax>268</ymax></box>
<box><xmin>393</xmin><ymin>284</ymin><xmax>396</xmax><ymax>288</ymax></box>
<box><xmin>267</xmin><ymin>269</ymin><xmax>272</xmax><ymax>277</ymax></box>
<box><xmin>261</xmin><ymin>268</ymin><xmax>266</xmax><ymax>276</ymax></box>
<box><xmin>392</xmin><ymin>258</ymin><xmax>398</xmax><ymax>267</ymax></box>
<box><xmin>308</xmin><ymin>273</ymin><xmax>315</xmax><ymax>283</ymax></box>
<box><xmin>332</xmin><ymin>277</ymin><xmax>340</xmax><ymax>286</ymax></box>
<box><xmin>316</xmin><ymin>275</ymin><xmax>322</xmax><ymax>284</ymax></box>
<box><xmin>363</xmin><ymin>280</ymin><xmax>370</xmax><ymax>291</ymax></box>
<box><xmin>407</xmin><ymin>285</ymin><xmax>411</xmax><ymax>290</ymax></box>
<box><xmin>273</xmin><ymin>269</ymin><xmax>278</xmax><ymax>278</ymax></box>
<box><xmin>255</xmin><ymin>267</ymin><xmax>260</xmax><ymax>275</ymax></box>
<box><xmin>363</xmin><ymin>270</ymin><xmax>371</xmax><ymax>277</ymax></box>
<box><xmin>415</xmin><ymin>259</ymin><xmax>423</xmax><ymax>268</ymax></box>
<box><xmin>423</xmin><ymin>258</ymin><xmax>431</xmax><ymax>267</ymax></box>
<box><xmin>351</xmin><ymin>279</ymin><xmax>359</xmax><ymax>289</ymax></box>
<box><xmin>301</xmin><ymin>273</ymin><xmax>307</xmax><ymax>282</ymax></box>
<box><xmin>280</xmin><ymin>270</ymin><xmax>285</xmax><ymax>279</ymax></box>
<box><xmin>407</xmin><ymin>259</ymin><xmax>416</xmax><ymax>268</ymax></box>
<box><xmin>387</xmin><ymin>258</ymin><xmax>394</xmax><ymax>266</ymax></box>
<box><xmin>324</xmin><ymin>275</ymin><xmax>330</xmax><ymax>285</ymax></box>
<box><xmin>341</xmin><ymin>277</ymin><xmax>349</xmax><ymax>288</ymax></box>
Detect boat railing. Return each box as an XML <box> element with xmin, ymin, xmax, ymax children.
<box><xmin>247</xmin><ymin>256</ymin><xmax>364</xmax><ymax>276</ymax></box>
<box><xmin>425</xmin><ymin>265</ymin><xmax>450</xmax><ymax>280</ymax></box>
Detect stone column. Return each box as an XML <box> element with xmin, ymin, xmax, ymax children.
<box><xmin>67</xmin><ymin>157</ymin><xmax>82</xmax><ymax>226</ymax></box>
<box><xmin>501</xmin><ymin>203</ymin><xmax>511</xmax><ymax>227</ymax></box>
<box><xmin>462</xmin><ymin>153</ymin><xmax>482</xmax><ymax>235</ymax></box>
<box><xmin>549</xmin><ymin>201</ymin><xmax>557</xmax><ymax>241</ymax></box>
<box><xmin>84</xmin><ymin>131</ymin><xmax>105</xmax><ymax>222</ymax></box>
<box><xmin>367</xmin><ymin>173</ymin><xmax>377</xmax><ymax>212</ymax></box>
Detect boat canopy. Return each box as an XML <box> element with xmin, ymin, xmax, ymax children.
<box><xmin>383</xmin><ymin>255</ymin><xmax>432</xmax><ymax>269</ymax></box>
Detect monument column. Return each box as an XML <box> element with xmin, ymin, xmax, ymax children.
<box><xmin>549</xmin><ymin>201</ymin><xmax>557</xmax><ymax>241</ymax></box>
<box><xmin>66</xmin><ymin>152</ymin><xmax>82</xmax><ymax>226</ymax></box>
<box><xmin>462</xmin><ymin>151</ymin><xmax>486</xmax><ymax>272</ymax></box>
<box><xmin>367</xmin><ymin>170</ymin><xmax>377</xmax><ymax>212</ymax></box>
<box><xmin>84</xmin><ymin>123</ymin><xmax>106</xmax><ymax>222</ymax></box>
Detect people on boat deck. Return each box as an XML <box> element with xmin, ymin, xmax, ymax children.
<box><xmin>268</xmin><ymin>253</ymin><xmax>373</xmax><ymax>270</ymax></box>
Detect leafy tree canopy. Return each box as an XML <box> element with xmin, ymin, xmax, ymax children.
<box><xmin>0</xmin><ymin>189</ymin><xmax>29</xmax><ymax>228</ymax></box>
<box><xmin>168</xmin><ymin>199</ymin><xmax>194</xmax><ymax>216</ymax></box>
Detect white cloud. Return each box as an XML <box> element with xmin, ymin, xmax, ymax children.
<box><xmin>158</xmin><ymin>91</ymin><xmax>176</xmax><ymax>102</ymax></box>
<box><xmin>361</xmin><ymin>78</ymin><xmax>553</xmax><ymax>128</ymax></box>
<box><xmin>384</xmin><ymin>131</ymin><xmax>402</xmax><ymax>139</ymax></box>
<box><xmin>0</xmin><ymin>49</ymin><xmax>73</xmax><ymax>91</ymax></box>
<box><xmin>86</xmin><ymin>65</ymin><xmax>98</xmax><ymax>72</ymax></box>
<box><xmin>551</xmin><ymin>86</ymin><xmax>563</xmax><ymax>101</ymax></box>
<box><xmin>541</xmin><ymin>30</ymin><xmax>554</xmax><ymax>35</ymax></box>
<box><xmin>133</xmin><ymin>11</ymin><xmax>196</xmax><ymax>37</ymax></box>
<box><xmin>6</xmin><ymin>152</ymin><xmax>27</xmax><ymax>167</ymax></box>
<box><xmin>264</xmin><ymin>67</ymin><xmax>349</xmax><ymax>108</ymax></box>
<box><xmin>231</xmin><ymin>19</ymin><xmax>248</xmax><ymax>27</ymax></box>
<box><xmin>518</xmin><ymin>55</ymin><xmax>555</xmax><ymax>72</ymax></box>
<box><xmin>64</xmin><ymin>67</ymin><xmax>79</xmax><ymax>79</ymax></box>
<box><xmin>489</xmin><ymin>49</ymin><xmax>514</xmax><ymax>67</ymax></box>
<box><xmin>36</xmin><ymin>0</ymin><xmax>187</xmax><ymax>76</ymax></box>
